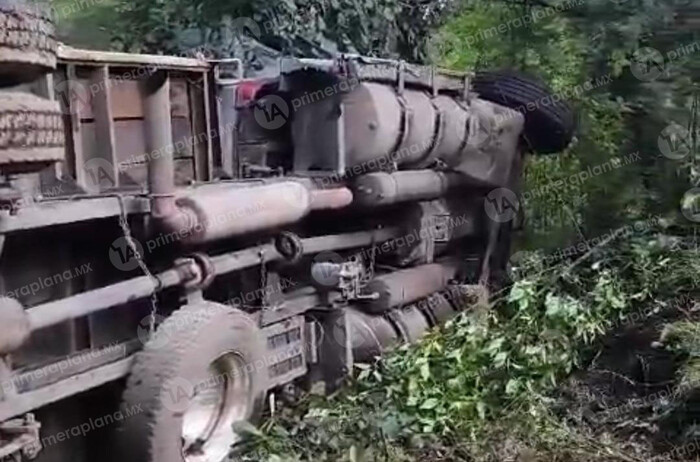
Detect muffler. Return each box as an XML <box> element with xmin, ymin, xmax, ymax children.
<box><xmin>347</xmin><ymin>286</ymin><xmax>473</xmax><ymax>362</ymax></box>
<box><xmin>142</xmin><ymin>71</ymin><xmax>352</xmax><ymax>245</ymax></box>
<box><xmin>352</xmin><ymin>170</ymin><xmax>467</xmax><ymax>207</ymax></box>
<box><xmin>359</xmin><ymin>261</ymin><xmax>460</xmax><ymax>314</ymax></box>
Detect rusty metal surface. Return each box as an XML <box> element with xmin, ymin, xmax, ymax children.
<box><xmin>0</xmin><ymin>196</ymin><xmax>150</xmax><ymax>233</ymax></box>
<box><xmin>143</xmin><ymin>71</ymin><xmax>178</xmax><ymax>218</ymax></box>
<box><xmin>10</xmin><ymin>341</ymin><xmax>138</xmax><ymax>394</ymax></box>
<box><xmin>22</xmin><ymin>227</ymin><xmax>404</xmax><ymax>335</ymax></box>
<box><xmin>297</xmin><ymin>74</ymin><xmax>524</xmax><ymax>185</ymax></box>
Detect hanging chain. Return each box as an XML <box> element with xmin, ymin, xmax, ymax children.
<box><xmin>360</xmin><ymin>231</ymin><xmax>378</xmax><ymax>288</ymax></box>
<box><xmin>116</xmin><ymin>196</ymin><xmax>161</xmax><ymax>336</ymax></box>
<box><xmin>259</xmin><ymin>249</ymin><xmax>269</xmax><ymax>310</ymax></box>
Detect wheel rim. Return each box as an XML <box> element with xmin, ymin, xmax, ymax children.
<box><xmin>181</xmin><ymin>352</ymin><xmax>253</xmax><ymax>462</ymax></box>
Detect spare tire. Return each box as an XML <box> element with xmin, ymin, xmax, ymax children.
<box><xmin>472</xmin><ymin>70</ymin><xmax>575</xmax><ymax>154</ymax></box>
<box><xmin>0</xmin><ymin>1</ymin><xmax>57</xmax><ymax>86</ymax></box>
<box><xmin>0</xmin><ymin>91</ymin><xmax>64</xmax><ymax>173</ymax></box>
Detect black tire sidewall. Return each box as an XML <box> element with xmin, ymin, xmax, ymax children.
<box><xmin>473</xmin><ymin>70</ymin><xmax>575</xmax><ymax>154</ymax></box>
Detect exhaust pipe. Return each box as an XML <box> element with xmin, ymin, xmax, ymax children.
<box><xmin>142</xmin><ymin>71</ymin><xmax>353</xmax><ymax>245</ymax></box>
<box><xmin>352</xmin><ymin>170</ymin><xmax>467</xmax><ymax>207</ymax></box>
<box><xmin>143</xmin><ymin>71</ymin><xmax>197</xmax><ymax>235</ymax></box>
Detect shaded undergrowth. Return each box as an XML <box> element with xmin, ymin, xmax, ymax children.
<box><xmin>237</xmin><ymin>232</ymin><xmax>700</xmax><ymax>462</ymax></box>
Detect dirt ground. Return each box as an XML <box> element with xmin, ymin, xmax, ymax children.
<box><xmin>553</xmin><ymin>304</ymin><xmax>700</xmax><ymax>461</ymax></box>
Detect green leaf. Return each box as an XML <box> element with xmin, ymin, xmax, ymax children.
<box><xmin>476</xmin><ymin>401</ymin><xmax>487</xmax><ymax>420</ymax></box>
<box><xmin>420</xmin><ymin>398</ymin><xmax>439</xmax><ymax>410</ymax></box>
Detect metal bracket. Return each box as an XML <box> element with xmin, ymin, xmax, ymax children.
<box><xmin>0</xmin><ymin>358</ymin><xmax>16</xmax><ymax>402</ymax></box>
<box><xmin>338</xmin><ymin>259</ymin><xmax>379</xmax><ymax>302</ymax></box>
<box><xmin>431</xmin><ymin>66</ymin><xmax>439</xmax><ymax>97</ymax></box>
<box><xmin>174</xmin><ymin>253</ymin><xmax>215</xmax><ymax>291</ymax></box>
<box><xmin>214</xmin><ymin>58</ymin><xmax>245</xmax><ymax>86</ymax></box>
<box><xmin>274</xmin><ymin>231</ymin><xmax>304</xmax><ymax>264</ymax></box>
<box><xmin>0</xmin><ymin>414</ymin><xmax>42</xmax><ymax>461</ymax></box>
<box><xmin>463</xmin><ymin>73</ymin><xmax>473</xmax><ymax>101</ymax></box>
<box><xmin>397</xmin><ymin>60</ymin><xmax>406</xmax><ymax>95</ymax></box>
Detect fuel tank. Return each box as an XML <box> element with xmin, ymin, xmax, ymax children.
<box><xmin>290</xmin><ymin>78</ymin><xmax>524</xmax><ymax>187</ymax></box>
<box><xmin>342</xmin><ymin>85</ymin><xmax>475</xmax><ymax>170</ymax></box>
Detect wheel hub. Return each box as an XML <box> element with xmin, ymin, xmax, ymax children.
<box><xmin>181</xmin><ymin>352</ymin><xmax>252</xmax><ymax>462</ymax></box>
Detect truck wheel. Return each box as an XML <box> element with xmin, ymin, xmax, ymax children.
<box><xmin>473</xmin><ymin>70</ymin><xmax>575</xmax><ymax>154</ymax></box>
<box><xmin>0</xmin><ymin>1</ymin><xmax>57</xmax><ymax>86</ymax></box>
<box><xmin>118</xmin><ymin>302</ymin><xmax>268</xmax><ymax>462</ymax></box>
<box><xmin>0</xmin><ymin>92</ymin><xmax>65</xmax><ymax>173</ymax></box>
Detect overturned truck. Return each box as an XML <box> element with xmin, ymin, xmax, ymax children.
<box><xmin>0</xmin><ymin>3</ymin><xmax>574</xmax><ymax>462</ymax></box>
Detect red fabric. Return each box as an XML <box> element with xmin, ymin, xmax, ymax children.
<box><xmin>236</xmin><ymin>81</ymin><xmax>265</xmax><ymax>103</ymax></box>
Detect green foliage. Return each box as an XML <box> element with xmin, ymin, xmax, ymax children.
<box><xmin>433</xmin><ymin>0</ymin><xmax>585</xmax><ymax>90</ymax></box>
<box><xmin>431</xmin><ymin>0</ymin><xmax>635</xmax><ymax>250</ymax></box>
<box><xmin>241</xmin><ymin>234</ymin><xmax>700</xmax><ymax>461</ymax></box>
<box><xmin>662</xmin><ymin>320</ymin><xmax>700</xmax><ymax>394</ymax></box>
<box><xmin>110</xmin><ymin>0</ymin><xmax>454</xmax><ymax>60</ymax></box>
<box><xmin>50</xmin><ymin>0</ymin><xmax>119</xmax><ymax>49</ymax></box>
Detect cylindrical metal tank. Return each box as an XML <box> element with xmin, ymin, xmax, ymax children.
<box><xmin>346</xmin><ymin>290</ymin><xmax>463</xmax><ymax>362</ymax></box>
<box><xmin>342</xmin><ymin>83</ymin><xmax>402</xmax><ymax>168</ymax></box>
<box><xmin>413</xmin><ymin>292</ymin><xmax>459</xmax><ymax>327</ymax></box>
<box><xmin>346</xmin><ymin>308</ymin><xmax>400</xmax><ymax>362</ymax></box>
<box><xmin>341</xmin><ymin>83</ymin><xmax>471</xmax><ymax>171</ymax></box>
<box><xmin>431</xmin><ymin>95</ymin><xmax>470</xmax><ymax>168</ymax></box>
<box><xmin>391</xmin><ymin>305</ymin><xmax>431</xmax><ymax>344</ymax></box>
<box><xmin>396</xmin><ymin>90</ymin><xmax>437</xmax><ymax>166</ymax></box>
<box><xmin>351</xmin><ymin>170</ymin><xmax>466</xmax><ymax>207</ymax></box>
<box><xmin>177</xmin><ymin>182</ymin><xmax>311</xmax><ymax>243</ymax></box>
<box><xmin>343</xmin><ymin>84</ymin><xmax>437</xmax><ymax>168</ymax></box>
<box><xmin>359</xmin><ymin>261</ymin><xmax>460</xmax><ymax>314</ymax></box>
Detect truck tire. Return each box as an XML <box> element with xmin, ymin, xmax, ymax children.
<box><xmin>0</xmin><ymin>91</ymin><xmax>64</xmax><ymax>173</ymax></box>
<box><xmin>473</xmin><ymin>70</ymin><xmax>575</xmax><ymax>154</ymax></box>
<box><xmin>118</xmin><ymin>302</ymin><xmax>268</xmax><ymax>462</ymax></box>
<box><xmin>0</xmin><ymin>1</ymin><xmax>57</xmax><ymax>86</ymax></box>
